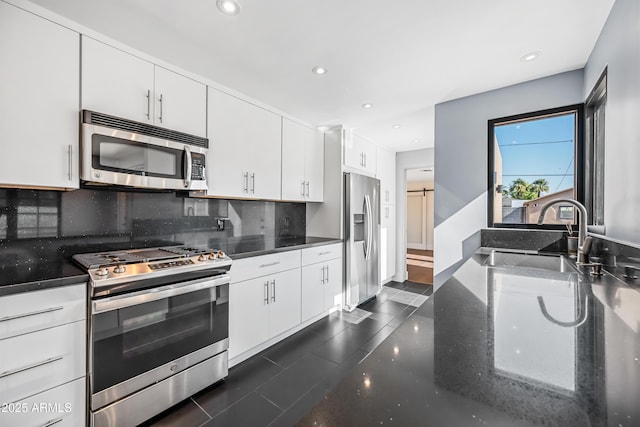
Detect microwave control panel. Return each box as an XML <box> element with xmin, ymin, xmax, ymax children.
<box><xmin>191</xmin><ymin>153</ymin><xmax>206</xmax><ymax>180</ymax></box>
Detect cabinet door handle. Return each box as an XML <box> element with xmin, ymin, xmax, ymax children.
<box><xmin>321</xmin><ymin>265</ymin><xmax>325</xmax><ymax>284</ymax></box>
<box><xmin>301</xmin><ymin>180</ymin><xmax>306</xmax><ymax>197</ymax></box>
<box><xmin>243</xmin><ymin>172</ymin><xmax>249</xmax><ymax>193</ymax></box>
<box><xmin>363</xmin><ymin>153</ymin><xmax>367</xmax><ymax>168</ymax></box>
<box><xmin>146</xmin><ymin>89</ymin><xmax>151</xmax><ymax>120</ymax></box>
<box><xmin>0</xmin><ymin>306</ymin><xmax>63</xmax><ymax>323</ymax></box>
<box><xmin>359</xmin><ymin>152</ymin><xmax>363</xmax><ymax>167</ymax></box>
<box><xmin>385</xmin><ymin>190</ymin><xmax>389</xmax><ymax>202</ymax></box>
<box><xmin>42</xmin><ymin>417</ymin><xmax>65</xmax><ymax>427</ymax></box>
<box><xmin>250</xmin><ymin>173</ymin><xmax>256</xmax><ymax>194</ymax></box>
<box><xmin>158</xmin><ymin>93</ymin><xmax>164</xmax><ymax>123</ymax></box>
<box><xmin>326</xmin><ymin>265</ymin><xmax>329</xmax><ymax>282</ymax></box>
<box><xmin>305</xmin><ymin>181</ymin><xmax>310</xmax><ymax>197</ymax></box>
<box><xmin>264</xmin><ymin>281</ymin><xmax>269</xmax><ymax>305</ymax></box>
<box><xmin>68</xmin><ymin>144</ymin><xmax>73</xmax><ymax>181</ymax></box>
<box><xmin>259</xmin><ymin>261</ymin><xmax>280</xmax><ymax>268</ymax></box>
<box><xmin>0</xmin><ymin>356</ymin><xmax>63</xmax><ymax>379</ymax></box>
<box><xmin>271</xmin><ymin>279</ymin><xmax>276</xmax><ymax>302</ymax></box>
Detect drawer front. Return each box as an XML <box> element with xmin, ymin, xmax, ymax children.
<box><xmin>0</xmin><ymin>284</ymin><xmax>86</xmax><ymax>340</ymax></box>
<box><xmin>0</xmin><ymin>377</ymin><xmax>85</xmax><ymax>427</ymax></box>
<box><xmin>301</xmin><ymin>243</ymin><xmax>342</xmax><ymax>266</ymax></box>
<box><xmin>0</xmin><ymin>321</ymin><xmax>86</xmax><ymax>403</ymax></box>
<box><xmin>230</xmin><ymin>250</ymin><xmax>300</xmax><ymax>283</ymax></box>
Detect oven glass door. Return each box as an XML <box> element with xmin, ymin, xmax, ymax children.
<box><xmin>92</xmin><ymin>134</ymin><xmax>186</xmax><ymax>180</ymax></box>
<box><xmin>91</xmin><ymin>281</ymin><xmax>228</xmax><ymax>395</ymax></box>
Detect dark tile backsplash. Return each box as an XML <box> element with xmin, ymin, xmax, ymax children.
<box><xmin>0</xmin><ymin>188</ymin><xmax>305</xmax><ymax>266</ymax></box>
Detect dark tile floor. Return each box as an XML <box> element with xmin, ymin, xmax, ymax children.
<box><xmin>141</xmin><ymin>281</ymin><xmax>433</xmax><ymax>427</ymax></box>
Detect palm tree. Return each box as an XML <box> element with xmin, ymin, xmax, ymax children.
<box><xmin>531</xmin><ymin>178</ymin><xmax>550</xmax><ymax>198</ymax></box>
<box><xmin>508</xmin><ymin>178</ymin><xmax>534</xmax><ymax>200</ymax></box>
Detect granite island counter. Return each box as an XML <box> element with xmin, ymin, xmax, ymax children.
<box><xmin>298</xmin><ymin>248</ymin><xmax>640</xmax><ymax>427</ymax></box>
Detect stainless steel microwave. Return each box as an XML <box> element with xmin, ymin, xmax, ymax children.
<box><xmin>81</xmin><ymin>110</ymin><xmax>208</xmax><ymax>191</ymax></box>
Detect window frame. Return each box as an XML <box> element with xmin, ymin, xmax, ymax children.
<box><xmin>487</xmin><ymin>104</ymin><xmax>585</xmax><ymax>229</ymax></box>
<box><xmin>584</xmin><ymin>68</ymin><xmax>607</xmax><ymax>229</ymax></box>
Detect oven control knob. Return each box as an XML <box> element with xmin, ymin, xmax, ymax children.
<box><xmin>113</xmin><ymin>265</ymin><xmax>126</xmax><ymax>274</ymax></box>
<box><xmin>218</xmin><ymin>251</ymin><xmax>226</xmax><ymax>259</ymax></box>
<box><xmin>96</xmin><ymin>267</ymin><xmax>109</xmax><ymax>277</ymax></box>
<box><xmin>209</xmin><ymin>252</ymin><xmax>217</xmax><ymax>260</ymax></box>
<box><xmin>198</xmin><ymin>254</ymin><xmax>206</xmax><ymax>262</ymax></box>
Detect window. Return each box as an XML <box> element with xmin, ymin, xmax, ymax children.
<box><xmin>558</xmin><ymin>206</ymin><xmax>575</xmax><ymax>220</ymax></box>
<box><xmin>488</xmin><ymin>105</ymin><xmax>584</xmax><ymax>227</ymax></box>
<box><xmin>585</xmin><ymin>69</ymin><xmax>606</xmax><ymax>228</ymax></box>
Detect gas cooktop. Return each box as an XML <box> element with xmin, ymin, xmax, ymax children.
<box><xmin>73</xmin><ymin>245</ymin><xmax>232</xmax><ymax>291</ymax></box>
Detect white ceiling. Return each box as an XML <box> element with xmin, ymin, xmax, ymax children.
<box><xmin>27</xmin><ymin>0</ymin><xmax>614</xmax><ymax>152</ymax></box>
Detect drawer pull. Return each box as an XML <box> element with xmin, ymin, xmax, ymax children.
<box><xmin>0</xmin><ymin>356</ymin><xmax>63</xmax><ymax>379</ymax></box>
<box><xmin>42</xmin><ymin>417</ymin><xmax>64</xmax><ymax>427</ymax></box>
<box><xmin>318</xmin><ymin>251</ymin><xmax>331</xmax><ymax>256</ymax></box>
<box><xmin>0</xmin><ymin>306</ymin><xmax>63</xmax><ymax>323</ymax></box>
<box><xmin>259</xmin><ymin>261</ymin><xmax>280</xmax><ymax>268</ymax></box>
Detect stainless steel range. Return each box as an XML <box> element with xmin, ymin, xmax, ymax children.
<box><xmin>74</xmin><ymin>246</ymin><xmax>232</xmax><ymax>427</ymax></box>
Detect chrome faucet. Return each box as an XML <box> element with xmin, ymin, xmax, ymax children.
<box><xmin>536</xmin><ymin>199</ymin><xmax>592</xmax><ymax>264</ymax></box>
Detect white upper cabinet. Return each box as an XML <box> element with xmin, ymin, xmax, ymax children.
<box><xmin>0</xmin><ymin>2</ymin><xmax>79</xmax><ymax>190</ymax></box>
<box><xmin>376</xmin><ymin>145</ymin><xmax>396</xmax><ymax>205</ymax></box>
<box><xmin>207</xmin><ymin>87</ymin><xmax>282</xmax><ymax>200</ymax></box>
<box><xmin>344</xmin><ymin>130</ymin><xmax>377</xmax><ymax>176</ymax></box>
<box><xmin>282</xmin><ymin>118</ymin><xmax>324</xmax><ymax>202</ymax></box>
<box><xmin>82</xmin><ymin>37</ymin><xmax>206</xmax><ymax>137</ymax></box>
<box><xmin>152</xmin><ymin>66</ymin><xmax>207</xmax><ymax>137</ymax></box>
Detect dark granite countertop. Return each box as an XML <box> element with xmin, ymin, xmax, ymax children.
<box><xmin>0</xmin><ymin>236</ymin><xmax>341</xmax><ymax>297</ymax></box>
<box><xmin>299</xmin><ymin>249</ymin><xmax>640</xmax><ymax>427</ymax></box>
<box><xmin>212</xmin><ymin>236</ymin><xmax>342</xmax><ymax>259</ymax></box>
<box><xmin>0</xmin><ymin>260</ymin><xmax>88</xmax><ymax>297</ymax></box>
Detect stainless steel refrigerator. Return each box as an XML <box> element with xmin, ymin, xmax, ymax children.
<box><xmin>344</xmin><ymin>172</ymin><xmax>380</xmax><ymax>312</ymax></box>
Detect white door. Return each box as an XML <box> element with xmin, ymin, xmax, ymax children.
<box><xmin>82</xmin><ymin>36</ymin><xmax>154</xmax><ymax>123</ymax></box>
<box><xmin>268</xmin><ymin>269</ymin><xmax>301</xmax><ymax>338</ymax></box>
<box><xmin>281</xmin><ymin>118</ymin><xmax>307</xmax><ymax>201</ymax></box>
<box><xmin>228</xmin><ymin>277</ymin><xmax>269</xmax><ymax>358</ymax></box>
<box><xmin>305</xmin><ymin>129</ymin><xmax>325</xmax><ymax>202</ymax></box>
<box><xmin>301</xmin><ymin>263</ymin><xmax>324</xmax><ymax>322</ymax></box>
<box><xmin>407</xmin><ymin>193</ymin><xmax>427</xmax><ymax>250</ymax></box>
<box><xmin>323</xmin><ymin>258</ymin><xmax>343</xmax><ymax>312</ymax></box>
<box><xmin>0</xmin><ymin>2</ymin><xmax>79</xmax><ymax>189</ymax></box>
<box><xmin>154</xmin><ymin>66</ymin><xmax>206</xmax><ymax>137</ymax></box>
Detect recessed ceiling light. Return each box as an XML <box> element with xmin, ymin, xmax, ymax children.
<box><xmin>520</xmin><ymin>51</ymin><xmax>541</xmax><ymax>62</ymax></box>
<box><xmin>312</xmin><ymin>66</ymin><xmax>327</xmax><ymax>75</ymax></box>
<box><xmin>361</xmin><ymin>103</ymin><xmax>373</xmax><ymax>109</ymax></box>
<box><xmin>216</xmin><ymin>0</ymin><xmax>240</xmax><ymax>15</ymax></box>
<box><xmin>392</xmin><ymin>124</ymin><xmax>401</xmax><ymax>129</ymax></box>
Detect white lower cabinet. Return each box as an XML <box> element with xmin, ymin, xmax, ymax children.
<box><xmin>300</xmin><ymin>243</ymin><xmax>343</xmax><ymax>322</ymax></box>
<box><xmin>301</xmin><ymin>257</ymin><xmax>342</xmax><ymax>322</ymax></box>
<box><xmin>229</xmin><ymin>253</ymin><xmax>301</xmax><ymax>359</ymax></box>
<box><xmin>0</xmin><ymin>378</ymin><xmax>85</xmax><ymax>427</ymax></box>
<box><xmin>0</xmin><ymin>284</ymin><xmax>86</xmax><ymax>427</ymax></box>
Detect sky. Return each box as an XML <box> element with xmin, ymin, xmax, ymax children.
<box><xmin>495</xmin><ymin>113</ymin><xmax>575</xmax><ymax>196</ymax></box>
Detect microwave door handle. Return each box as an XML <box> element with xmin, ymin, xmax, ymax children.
<box><xmin>183</xmin><ymin>146</ymin><xmax>192</xmax><ymax>188</ymax></box>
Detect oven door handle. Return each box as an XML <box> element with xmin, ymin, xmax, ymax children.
<box><xmin>92</xmin><ymin>274</ymin><xmax>230</xmax><ymax>314</ymax></box>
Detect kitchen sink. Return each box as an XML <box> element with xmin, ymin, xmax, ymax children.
<box><xmin>485</xmin><ymin>250</ymin><xmax>576</xmax><ymax>273</ymax></box>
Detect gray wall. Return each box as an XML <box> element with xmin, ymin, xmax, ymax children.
<box><xmin>433</xmin><ymin>70</ymin><xmax>585</xmax><ymax>288</ymax></box>
<box><xmin>584</xmin><ymin>0</ymin><xmax>640</xmax><ymax>245</ymax></box>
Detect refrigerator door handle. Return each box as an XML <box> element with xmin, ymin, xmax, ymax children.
<box><xmin>364</xmin><ymin>195</ymin><xmax>373</xmax><ymax>261</ymax></box>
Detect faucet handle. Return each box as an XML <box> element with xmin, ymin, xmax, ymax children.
<box><xmin>581</xmin><ymin>236</ymin><xmax>593</xmax><ymax>253</ymax></box>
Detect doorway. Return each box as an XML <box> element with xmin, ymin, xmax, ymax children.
<box><xmin>406</xmin><ymin>168</ymin><xmax>434</xmax><ymax>284</ymax></box>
